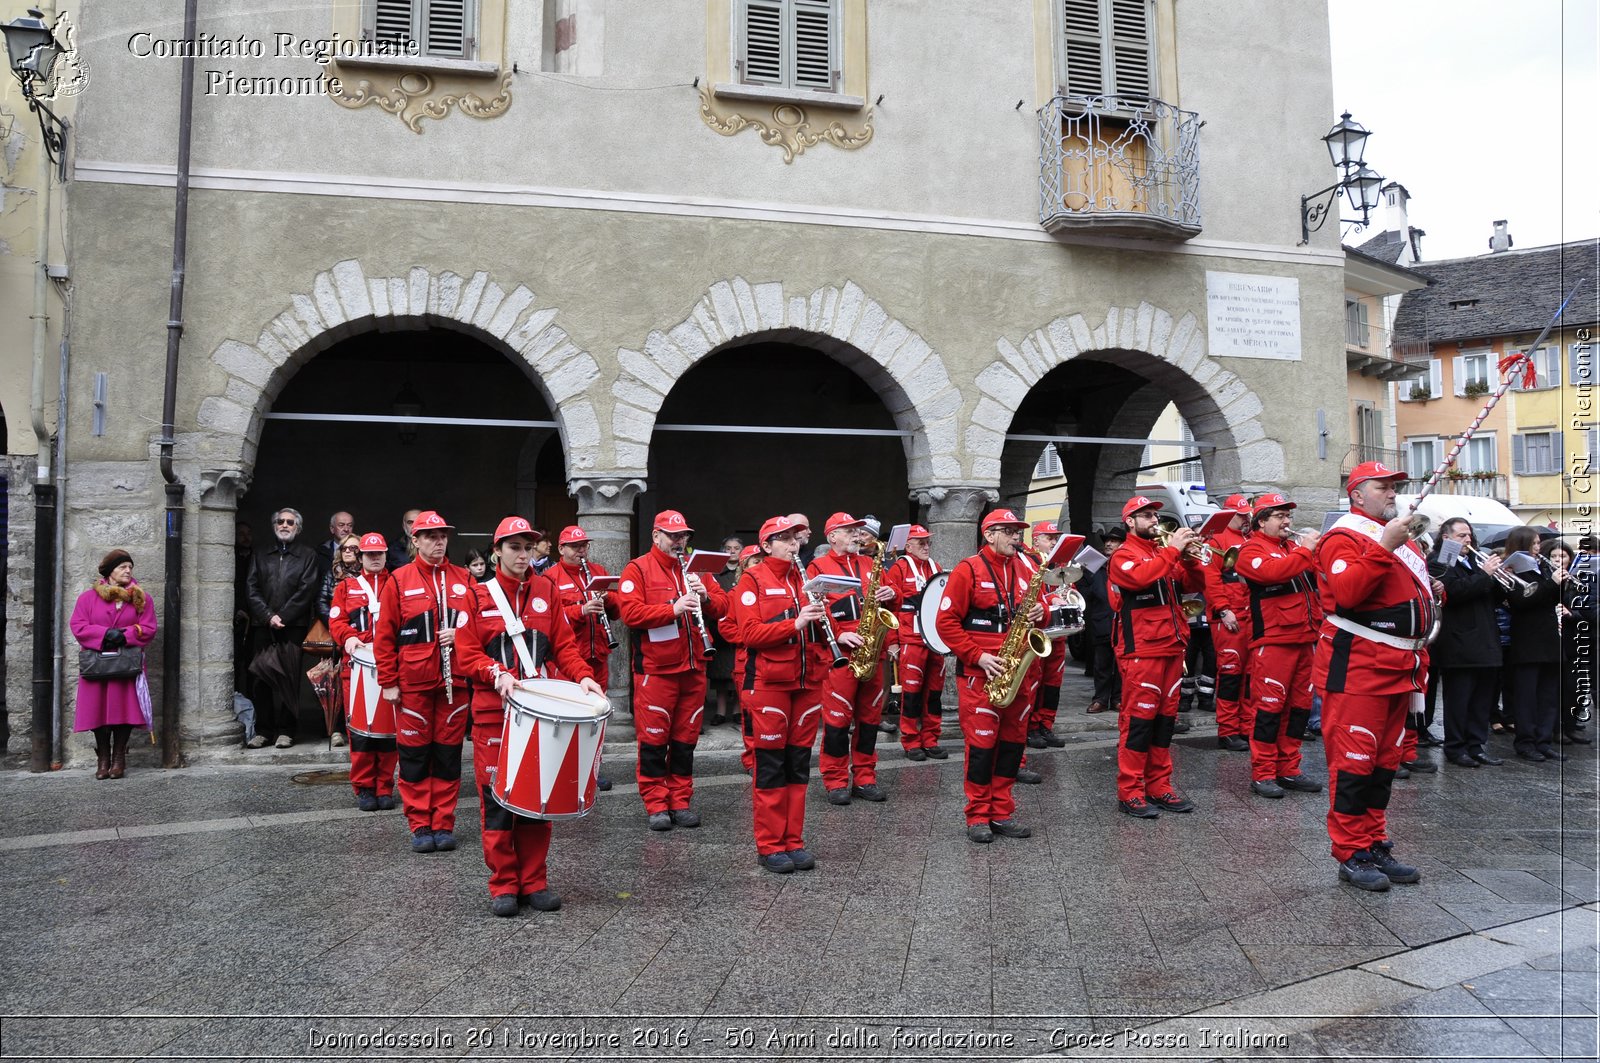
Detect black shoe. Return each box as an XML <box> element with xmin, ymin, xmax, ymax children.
<box><xmin>966</xmin><ymin>822</ymin><xmax>994</xmax><ymax>843</ymax></box>
<box><xmin>1535</xmin><ymin>745</ymin><xmax>1570</xmax><ymax>761</ymax></box>
<box><xmin>1447</xmin><ymin>753</ymin><xmax>1479</xmax><ymax>768</ymax></box>
<box><xmin>1218</xmin><ymin>735</ymin><xmax>1249</xmax><ymax>752</ymax></box>
<box><xmin>1042</xmin><ymin>732</ymin><xmax>1067</xmax><ymax>748</ymax></box>
<box><xmin>647</xmin><ymin>812</ymin><xmax>674</xmax><ymax>830</ymax></box>
<box><xmin>376</xmin><ymin>792</ymin><xmax>398</xmax><ymax>811</ymax></box>
<box><xmin>432</xmin><ymin>830</ymin><xmax>457</xmax><ymax>852</ymax></box>
<box><xmin>1276</xmin><ymin>774</ymin><xmax>1324</xmax><ymax>793</ymax></box>
<box><xmin>923</xmin><ymin>746</ymin><xmax>949</xmax><ymax>760</ymax></box>
<box><xmin>1147</xmin><ymin>791</ymin><xmax>1195</xmax><ymax>813</ymax></box>
<box><xmin>989</xmin><ymin>819</ymin><xmax>1032</xmax><ymax>838</ymax></box>
<box><xmin>356</xmin><ymin>788</ymin><xmax>378</xmax><ymax>812</ymax></box>
<box><xmin>411</xmin><ymin>830</ymin><xmax>436</xmax><ymax>854</ymax></box>
<box><xmin>1173</xmin><ymin>715</ymin><xmax>1192</xmax><ymax>735</ymax></box>
<box><xmin>1401</xmin><ymin>758</ymin><xmax>1438</xmax><ymax>774</ymax></box>
<box><xmin>1471</xmin><ymin>750</ymin><xmax>1504</xmax><ymax>766</ymax></box>
<box><xmin>1416</xmin><ymin>733</ymin><xmax>1440</xmax><ymax>747</ymax></box>
<box><xmin>1119</xmin><ymin>797</ymin><xmax>1160</xmax><ymax>819</ymax></box>
<box><xmin>1565</xmin><ymin>730</ymin><xmax>1594</xmax><ymax>745</ymax></box>
<box><xmin>1371</xmin><ymin>841</ymin><xmax>1421</xmax><ymax>884</ymax></box>
<box><xmin>903</xmin><ymin>747</ymin><xmax>927</xmax><ymax>762</ymax></box>
<box><xmin>786</xmin><ymin>848</ymin><xmax>816</xmax><ymax>871</ymax></box>
<box><xmin>1337</xmin><ymin>850</ymin><xmax>1391</xmax><ymax>891</ymax></box>
<box><xmin>1250</xmin><ymin>779</ymin><xmax>1286</xmax><ymax>799</ymax></box>
<box><xmin>669</xmin><ymin>808</ymin><xmax>702</xmax><ymax>828</ymax></box>
<box><xmin>1394</xmin><ymin>764</ymin><xmax>1412</xmax><ymax>778</ymax></box>
<box><xmin>521</xmin><ymin>889</ymin><xmax>562</xmax><ymax>911</ymax></box>
<box><xmin>490</xmin><ymin>894</ymin><xmax>519</xmax><ymax>918</ymax></box>
<box><xmin>1015</xmin><ymin>768</ymin><xmax>1043</xmax><ymax>785</ymax></box>
<box><xmin>826</xmin><ymin>788</ymin><xmax>852</xmax><ymax>806</ymax></box>
<box><xmin>851</xmin><ymin>783</ymin><xmax>887</xmax><ymax>802</ymax></box>
<box><xmin>597</xmin><ymin>775</ymin><xmax>613</xmax><ymax>792</ymax></box>
<box><xmin>760</xmin><ymin>852</ymin><xmax>795</xmax><ymax>874</ymax></box>
<box><xmin>1302</xmin><ymin>729</ymin><xmax>1320</xmax><ymax>743</ymax></box>
<box><xmin>1026</xmin><ymin>732</ymin><xmax>1048</xmax><ymax>749</ymax></box>
<box><xmin>1516</xmin><ymin>750</ymin><xmax>1548</xmax><ymax>763</ymax></box>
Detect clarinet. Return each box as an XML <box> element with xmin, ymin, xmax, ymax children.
<box><xmin>806</xmin><ymin>584</ymin><xmax>852</xmax><ymax>669</ymax></box>
<box><xmin>679</xmin><ymin>552</ymin><xmax>717</xmax><ymax>659</ymax></box>
<box><xmin>578</xmin><ymin>556</ymin><xmax>621</xmax><ymax>650</ymax></box>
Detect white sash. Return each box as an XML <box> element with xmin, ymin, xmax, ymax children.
<box><xmin>482</xmin><ymin>577</ymin><xmax>539</xmax><ymax>679</ymax></box>
<box><xmin>356</xmin><ymin>574</ymin><xmax>380</xmax><ymax>621</ymax></box>
<box><xmin>1330</xmin><ymin>513</ymin><xmax>1433</xmax><ymax>597</ymax></box>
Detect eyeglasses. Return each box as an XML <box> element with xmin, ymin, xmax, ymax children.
<box><xmin>275</xmin><ymin>519</ymin><xmax>297</xmax><ymax>526</ymax></box>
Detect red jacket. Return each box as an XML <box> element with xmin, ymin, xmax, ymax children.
<box><xmin>1202</xmin><ymin>526</ymin><xmax>1250</xmax><ymax>620</ymax></box>
<box><xmin>453</xmin><ymin>570</ymin><xmax>596</xmax><ymax>695</ymax></box>
<box><xmin>1107</xmin><ymin>534</ymin><xmax>1205</xmax><ymax>657</ymax></box>
<box><xmin>329</xmin><ymin>569</ymin><xmax>392</xmax><ymax>648</ymax></box>
<box><xmin>615</xmin><ymin>546</ymin><xmax>728</xmax><ymax>675</ymax></box>
<box><xmin>373</xmin><ymin>558</ymin><xmax>476</xmax><ymax>693</ymax></box>
<box><xmin>1234</xmin><ymin>531</ymin><xmax>1322</xmax><ymax>646</ymax></box>
<box><xmin>549</xmin><ymin>558</ymin><xmax>619</xmax><ymax>662</ymax></box>
<box><xmin>805</xmin><ymin>550</ymin><xmax>903</xmax><ymax>639</ymax></box>
<box><xmin>733</xmin><ymin>556</ymin><xmax>821</xmax><ymax>690</ymax></box>
<box><xmin>886</xmin><ymin>553</ymin><xmax>942</xmax><ymax>649</ymax></box>
<box><xmin>1312</xmin><ymin>512</ymin><xmax>1434</xmax><ymax>695</ymax></box>
<box><xmin>934</xmin><ymin>545</ymin><xmax>1033</xmax><ymax>675</ymax></box>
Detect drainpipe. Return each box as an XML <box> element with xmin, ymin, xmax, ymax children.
<box><xmin>157</xmin><ymin>0</ymin><xmax>198</xmax><ymax>768</ymax></box>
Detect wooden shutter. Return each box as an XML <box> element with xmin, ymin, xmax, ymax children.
<box><xmin>370</xmin><ymin>0</ymin><xmax>415</xmax><ymax>47</ymax></box>
<box><xmin>1063</xmin><ymin>0</ymin><xmax>1152</xmax><ymax>98</ymax></box>
<box><xmin>1544</xmin><ymin>346</ymin><xmax>1561</xmax><ymax>387</ymax></box>
<box><xmin>792</xmin><ymin>0</ymin><xmax>835</xmax><ymax>90</ymax></box>
<box><xmin>1589</xmin><ymin>427</ymin><xmax>1598</xmax><ymax>474</ymax></box>
<box><xmin>1062</xmin><ymin>0</ymin><xmax>1106</xmax><ymax>96</ymax></box>
<box><xmin>742</xmin><ymin>0</ymin><xmax>783</xmax><ymax>84</ymax></box>
<box><xmin>1512</xmin><ymin>434</ymin><xmax>1526</xmax><ymax>475</ymax></box>
<box><xmin>1108</xmin><ymin>0</ymin><xmax>1153</xmax><ymax>98</ymax></box>
<box><xmin>1452</xmin><ymin>356</ymin><xmax>1466</xmax><ymax>396</ymax></box>
<box><xmin>1551</xmin><ymin>430</ymin><xmax>1564</xmax><ymax>472</ymax></box>
<box><xmin>423</xmin><ymin>0</ymin><xmax>470</xmax><ymax>58</ymax></box>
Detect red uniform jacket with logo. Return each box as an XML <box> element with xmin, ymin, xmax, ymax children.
<box><xmin>329</xmin><ymin>569</ymin><xmax>392</xmax><ymax>649</ymax></box>
<box><xmin>1234</xmin><ymin>531</ymin><xmax>1322</xmax><ymax>647</ymax></box>
<box><xmin>1313</xmin><ymin>513</ymin><xmax>1433</xmax><ymax>695</ymax></box>
<box><xmin>1202</xmin><ymin>526</ymin><xmax>1250</xmax><ymax>621</ymax></box>
<box><xmin>886</xmin><ymin>554</ymin><xmax>942</xmax><ymax>651</ymax></box>
<box><xmin>1107</xmin><ymin>534</ymin><xmax>1205</xmax><ymax>658</ymax></box>
<box><xmin>550</xmin><ymin>558</ymin><xmax>620</xmax><ymax>663</ymax></box>
<box><xmin>373</xmin><ymin>559</ymin><xmax>476</xmax><ymax>693</ymax></box>
<box><xmin>934</xmin><ymin>546</ymin><xmax>1032</xmax><ymax>676</ymax></box>
<box><xmin>615</xmin><ymin>546</ymin><xmax>728</xmax><ymax>675</ymax></box>
<box><xmin>733</xmin><ymin>556</ymin><xmax>820</xmax><ymax>690</ymax></box>
<box><xmin>453</xmin><ymin>569</ymin><xmax>596</xmax><ymax>694</ymax></box>
<box><xmin>805</xmin><ymin>550</ymin><xmax>903</xmax><ymax>640</ymax></box>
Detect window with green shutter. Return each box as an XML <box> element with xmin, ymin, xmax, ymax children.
<box><xmin>739</xmin><ymin>0</ymin><xmax>837</xmax><ymax>92</ymax></box>
<box><xmin>367</xmin><ymin>0</ymin><xmax>477</xmax><ymax>60</ymax></box>
<box><xmin>1060</xmin><ymin>0</ymin><xmax>1154</xmax><ymax>100</ymax></box>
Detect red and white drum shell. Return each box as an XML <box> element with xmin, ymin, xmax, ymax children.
<box><xmin>492</xmin><ymin>678</ymin><xmax>612</xmax><ymax>821</ymax></box>
<box><xmin>345</xmin><ymin>643</ymin><xmax>395</xmax><ymax>739</ymax></box>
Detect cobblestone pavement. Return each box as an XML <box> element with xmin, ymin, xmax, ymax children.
<box><xmin>1</xmin><ymin>672</ymin><xmax>1596</xmax><ymax>1061</ymax></box>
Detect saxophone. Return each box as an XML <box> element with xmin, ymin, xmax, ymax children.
<box><xmin>985</xmin><ymin>563</ymin><xmax>1058</xmax><ymax>709</ymax></box>
<box><xmin>847</xmin><ymin>544</ymin><xmax>899</xmax><ymax>681</ymax></box>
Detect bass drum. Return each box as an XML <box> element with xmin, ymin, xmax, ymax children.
<box><xmin>917</xmin><ymin>571</ymin><xmax>954</xmax><ymax>655</ymax></box>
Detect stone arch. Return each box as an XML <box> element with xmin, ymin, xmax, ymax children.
<box><xmin>194</xmin><ymin>260</ymin><xmax>603</xmax><ymax>484</ymax></box>
<box><xmin>976</xmin><ymin>301</ymin><xmax>1283</xmax><ymax>524</ymax></box>
<box><xmin>608</xmin><ymin>278</ymin><xmax>964</xmax><ymax>488</ymax></box>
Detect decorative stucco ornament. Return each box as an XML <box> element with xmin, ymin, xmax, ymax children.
<box><xmin>329</xmin><ymin>69</ymin><xmax>513</xmax><ymax>134</ymax></box>
<box><xmin>697</xmin><ymin>83</ymin><xmax>872</xmax><ymax>164</ymax></box>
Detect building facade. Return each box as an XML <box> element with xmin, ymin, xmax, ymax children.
<box><xmin>3</xmin><ymin>0</ymin><xmax>1357</xmax><ymax>764</ymax></box>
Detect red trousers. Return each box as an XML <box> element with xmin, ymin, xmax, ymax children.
<box><xmin>1115</xmin><ymin>654</ymin><xmax>1184</xmax><ymax>802</ymax></box>
<box><xmin>748</xmin><ymin>687</ymin><xmax>824</xmax><ymax>855</ymax></box>
<box><xmin>1246</xmin><ymin>642</ymin><xmax>1313</xmax><ymax>781</ymax></box>
<box><xmin>819</xmin><ymin>664</ymin><xmax>886</xmax><ymax>789</ymax></box>
<box><xmin>340</xmin><ymin>671</ymin><xmax>397</xmax><ymax>796</ymax></box>
<box><xmin>1029</xmin><ymin>644</ymin><xmax>1067</xmax><ymax>733</ymax></box>
<box><xmin>395</xmin><ymin>686</ymin><xmax>469</xmax><ymax>834</ymax></box>
<box><xmin>956</xmin><ymin>672</ymin><xmax>1035</xmax><ymax>825</ymax></box>
<box><xmin>1320</xmin><ymin>690</ymin><xmax>1408</xmax><ymax>861</ymax></box>
<box><xmin>633</xmin><ymin>670</ymin><xmax>707</xmax><ymax>814</ymax></box>
<box><xmin>896</xmin><ymin>643</ymin><xmax>946</xmax><ymax>751</ymax></box>
<box><xmin>1213</xmin><ymin>623</ymin><xmax>1250</xmax><ymax>738</ymax></box>
<box><xmin>471</xmin><ymin>698</ymin><xmax>551</xmax><ymax>898</ymax></box>
<box><xmin>739</xmin><ymin>687</ymin><xmax>756</xmax><ymax>774</ymax></box>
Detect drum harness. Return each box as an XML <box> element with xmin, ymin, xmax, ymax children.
<box><xmin>354</xmin><ymin>573</ymin><xmax>381</xmax><ymax>632</ymax></box>
<box><xmin>481</xmin><ymin>577</ymin><xmax>542</xmax><ymax>684</ymax></box>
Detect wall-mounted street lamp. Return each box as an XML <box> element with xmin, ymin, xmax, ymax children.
<box><xmin>392</xmin><ymin>382</ymin><xmax>424</xmax><ymax>446</ymax></box>
<box><xmin>1299</xmin><ymin>111</ymin><xmax>1383</xmax><ymax>245</ymax></box>
<box><xmin>2</xmin><ymin>7</ymin><xmax>69</xmax><ymax>180</ymax></box>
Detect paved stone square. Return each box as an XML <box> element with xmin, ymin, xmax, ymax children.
<box><xmin>2</xmin><ymin>674</ymin><xmax>1597</xmax><ymax>1061</ymax></box>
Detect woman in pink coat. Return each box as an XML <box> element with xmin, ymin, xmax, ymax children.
<box><xmin>70</xmin><ymin>549</ymin><xmax>158</xmax><ymax>779</ymax></box>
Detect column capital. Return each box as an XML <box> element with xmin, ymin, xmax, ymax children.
<box><xmin>570</xmin><ymin>475</ymin><xmax>647</xmax><ymax>517</ymax></box>
<box><xmin>199</xmin><ymin>468</ymin><xmax>249</xmax><ymax>510</ymax></box>
<box><xmin>916</xmin><ymin>484</ymin><xmax>997</xmax><ymax>524</ymax></box>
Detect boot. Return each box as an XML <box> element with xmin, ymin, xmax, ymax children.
<box><xmin>108</xmin><ymin>726</ymin><xmax>130</xmax><ymax>779</ymax></box>
<box><xmin>94</xmin><ymin>728</ymin><xmax>112</xmax><ymax>780</ymax></box>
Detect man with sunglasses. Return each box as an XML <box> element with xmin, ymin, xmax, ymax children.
<box><xmin>245</xmin><ymin>507</ymin><xmax>321</xmax><ymax>749</ymax></box>
<box><xmin>615</xmin><ymin>510</ymin><xmax>728</xmax><ymax>831</ymax></box>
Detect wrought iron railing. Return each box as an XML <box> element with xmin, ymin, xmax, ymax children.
<box><xmin>1430</xmin><ymin>474</ymin><xmax>1508</xmax><ymax>500</ymax></box>
<box><xmin>1039</xmin><ymin>94</ymin><xmax>1202</xmax><ymax>239</ymax></box>
<box><xmin>1344</xmin><ymin>444</ymin><xmax>1405</xmax><ymax>474</ymax></box>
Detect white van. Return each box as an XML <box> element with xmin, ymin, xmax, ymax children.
<box><xmin>1392</xmin><ymin>493</ymin><xmax>1521</xmax><ymax>544</ymax></box>
<box><xmin>1134</xmin><ymin>480</ymin><xmax>1221</xmax><ymax>530</ymax></box>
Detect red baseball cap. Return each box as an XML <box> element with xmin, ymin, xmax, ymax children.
<box><xmin>492</xmin><ymin>515</ymin><xmax>539</xmax><ymax>545</ymax></box>
<box><xmin>654</xmin><ymin>510</ymin><xmax>693</xmax><ymax>533</ymax></box>
<box><xmin>759</xmin><ymin>514</ymin><xmax>802</xmax><ymax>542</ymax></box>
<box><xmin>1032</xmin><ymin>520</ymin><xmax>1061</xmax><ymax>537</ymax></box>
<box><xmin>981</xmin><ymin>508</ymin><xmax>1028</xmax><ymax>531</ymax></box>
<box><xmin>558</xmin><ymin>525</ymin><xmax>589</xmax><ymax>546</ymax></box>
<box><xmin>1253</xmin><ymin>492</ymin><xmax>1296</xmax><ymax>516</ymax></box>
<box><xmin>1122</xmin><ymin>496</ymin><xmax>1163</xmax><ymax>521</ymax></box>
<box><xmin>739</xmin><ymin>544</ymin><xmax>762</xmax><ymax>561</ymax></box>
<box><xmin>824</xmin><ymin>511</ymin><xmax>865</xmax><ymax>534</ymax></box>
<box><xmin>906</xmin><ymin>524</ymin><xmax>931</xmax><ymax>539</ymax></box>
<box><xmin>1222</xmin><ymin>494</ymin><xmax>1252</xmax><ymax>515</ymax></box>
<box><xmin>1347</xmin><ymin>460</ymin><xmax>1408</xmax><ymax>491</ymax></box>
<box><xmin>357</xmin><ymin>532</ymin><xmax>387</xmax><ymax>552</ymax></box>
<box><xmin>411</xmin><ymin>510</ymin><xmax>454</xmax><ymax>533</ymax></box>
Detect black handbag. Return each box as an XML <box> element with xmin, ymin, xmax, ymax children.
<box><xmin>79</xmin><ymin>646</ymin><xmax>144</xmax><ymax>680</ymax></box>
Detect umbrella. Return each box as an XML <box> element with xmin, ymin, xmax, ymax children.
<box><xmin>307</xmin><ymin>658</ymin><xmax>340</xmax><ymax>740</ymax></box>
<box><xmin>232</xmin><ymin>691</ymin><xmax>258</xmax><ymax>744</ymax></box>
<box><xmin>247</xmin><ymin>638</ymin><xmax>304</xmax><ymax>724</ymax></box>
<box><xmin>1479</xmin><ymin>525</ymin><xmax>1562</xmax><ymax>549</ymax></box>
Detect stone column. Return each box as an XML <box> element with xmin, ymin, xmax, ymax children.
<box><xmin>915</xmin><ymin>484</ymin><xmax>997</xmax><ymax>571</ymax></box>
<box><xmin>195</xmin><ymin>469</ymin><xmax>251</xmax><ymax>750</ymax></box>
<box><xmin>571</xmin><ymin>474</ymin><xmax>646</xmax><ymax>741</ymax></box>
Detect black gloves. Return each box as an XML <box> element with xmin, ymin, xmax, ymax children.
<box><xmin>102</xmin><ymin>628</ymin><xmax>127</xmax><ymax>650</ymax></box>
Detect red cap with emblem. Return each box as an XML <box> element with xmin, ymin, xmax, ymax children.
<box><xmin>1032</xmin><ymin>519</ymin><xmax>1060</xmax><ymax>537</ymax></box>
<box><xmin>1121</xmin><ymin>496</ymin><xmax>1163</xmax><ymax>521</ymax></box>
<box><xmin>492</xmin><ymin>515</ymin><xmax>539</xmax><ymax>545</ymax></box>
<box><xmin>824</xmin><ymin>511</ymin><xmax>865</xmax><ymax>534</ymax></box>
<box><xmin>981</xmin><ymin>509</ymin><xmax>1028</xmax><ymax>531</ymax></box>
<box><xmin>759</xmin><ymin>514</ymin><xmax>800</xmax><ymax>542</ymax></box>
<box><xmin>411</xmin><ymin>510</ymin><xmax>454</xmax><ymax>533</ymax></box>
<box><xmin>906</xmin><ymin>524</ymin><xmax>931</xmax><ymax>539</ymax></box>
<box><xmin>1253</xmin><ymin>491</ymin><xmax>1296</xmax><ymax>516</ymax></box>
<box><xmin>558</xmin><ymin>525</ymin><xmax>589</xmax><ymax>546</ymax></box>
<box><xmin>357</xmin><ymin>532</ymin><xmax>387</xmax><ymax>552</ymax></box>
<box><xmin>739</xmin><ymin>544</ymin><xmax>762</xmax><ymax>561</ymax></box>
<box><xmin>1222</xmin><ymin>494</ymin><xmax>1252</xmax><ymax>514</ymax></box>
<box><xmin>1346</xmin><ymin>460</ymin><xmax>1408</xmax><ymax>491</ymax></box>
<box><xmin>653</xmin><ymin>510</ymin><xmax>693</xmax><ymax>533</ymax></box>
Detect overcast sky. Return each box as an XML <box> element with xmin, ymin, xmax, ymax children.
<box><xmin>1328</xmin><ymin>0</ymin><xmax>1598</xmax><ymax>262</ymax></box>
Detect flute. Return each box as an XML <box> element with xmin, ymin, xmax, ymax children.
<box><xmin>578</xmin><ymin>555</ymin><xmax>621</xmax><ymax>650</ymax></box>
<box><xmin>679</xmin><ymin>553</ymin><xmax>717</xmax><ymax>658</ymax></box>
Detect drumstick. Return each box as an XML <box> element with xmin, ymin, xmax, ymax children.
<box><xmin>513</xmin><ymin>679</ymin><xmax>609</xmax><ymax>710</ymax></box>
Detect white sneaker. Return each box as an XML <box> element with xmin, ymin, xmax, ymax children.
<box><xmin>274</xmin><ymin>734</ymin><xmax>294</xmax><ymax>749</ymax></box>
<box><xmin>330</xmin><ymin>732</ymin><xmax>346</xmax><ymax>747</ymax></box>
<box><xmin>245</xmin><ymin>734</ymin><xmax>268</xmax><ymax>749</ymax></box>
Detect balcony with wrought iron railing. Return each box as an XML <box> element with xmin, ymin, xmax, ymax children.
<box><xmin>1039</xmin><ymin>95</ymin><xmax>1202</xmax><ymax>240</ymax></box>
<box><xmin>1346</xmin><ymin>319</ymin><xmax>1430</xmax><ymax>381</ymax></box>
<box><xmin>1425</xmin><ymin>473</ymin><xmax>1509</xmax><ymax>501</ymax></box>
<box><xmin>1343</xmin><ymin>444</ymin><xmax>1405</xmax><ymax>474</ymax></box>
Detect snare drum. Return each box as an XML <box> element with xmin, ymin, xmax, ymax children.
<box><xmin>492</xmin><ymin>678</ymin><xmax>612</xmax><ymax>821</ymax></box>
<box><xmin>1041</xmin><ymin>603</ymin><xmax>1086</xmax><ymax>637</ymax></box>
<box><xmin>345</xmin><ymin>643</ymin><xmax>395</xmax><ymax>739</ymax></box>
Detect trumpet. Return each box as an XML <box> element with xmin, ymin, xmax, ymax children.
<box><xmin>1152</xmin><ymin>523</ymin><xmax>1213</xmax><ymax>563</ymax></box>
<box><xmin>1465</xmin><ymin>544</ymin><xmax>1536</xmax><ymax>595</ymax></box>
